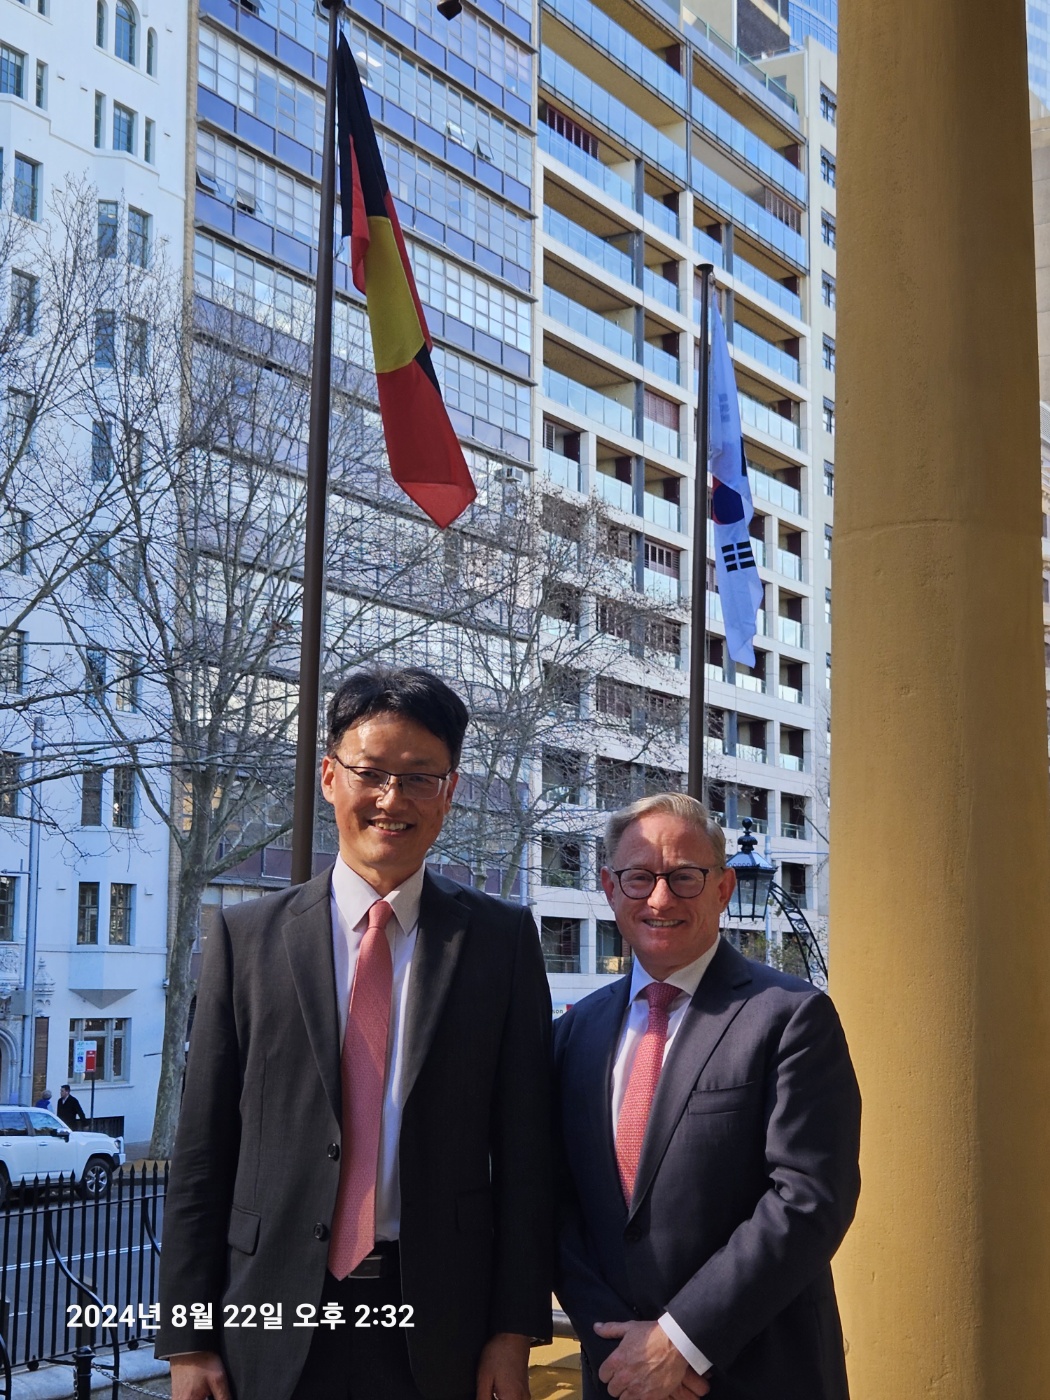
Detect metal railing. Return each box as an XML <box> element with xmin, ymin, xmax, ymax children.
<box><xmin>0</xmin><ymin>1164</ymin><xmax>166</xmax><ymax>1380</ymax></box>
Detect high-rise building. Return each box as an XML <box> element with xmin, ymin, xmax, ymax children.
<box><xmin>1031</xmin><ymin>1</ymin><xmax>1050</xmax><ymax>109</ymax></box>
<box><xmin>0</xmin><ymin>0</ymin><xmax>187</xmax><ymax>1133</ymax></box>
<box><xmin>787</xmin><ymin>0</ymin><xmax>836</xmax><ymax>54</ymax></box>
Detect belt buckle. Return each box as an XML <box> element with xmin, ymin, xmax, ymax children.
<box><xmin>349</xmin><ymin>1251</ymin><xmax>383</xmax><ymax>1279</ymax></box>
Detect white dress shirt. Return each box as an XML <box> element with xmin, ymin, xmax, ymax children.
<box><xmin>330</xmin><ymin>856</ymin><xmax>425</xmax><ymax>1243</ymax></box>
<box><xmin>610</xmin><ymin>936</ymin><xmax>721</xmax><ymax>1380</ymax></box>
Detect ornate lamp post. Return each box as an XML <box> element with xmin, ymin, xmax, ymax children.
<box><xmin>724</xmin><ymin>818</ymin><xmax>828</xmax><ymax>990</ymax></box>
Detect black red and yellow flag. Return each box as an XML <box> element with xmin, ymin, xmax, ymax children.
<box><xmin>335</xmin><ymin>34</ymin><xmax>476</xmax><ymax>529</ymax></box>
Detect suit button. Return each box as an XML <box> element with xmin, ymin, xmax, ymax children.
<box><xmin>327</xmin><ymin>1143</ymin><xmax>340</xmax><ymax>1160</ymax></box>
<box><xmin>313</xmin><ymin>1223</ymin><xmax>329</xmax><ymax>1241</ymax></box>
<box><xmin>624</xmin><ymin>1223</ymin><xmax>642</xmax><ymax>1243</ymax></box>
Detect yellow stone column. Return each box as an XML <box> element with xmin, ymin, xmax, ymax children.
<box><xmin>833</xmin><ymin>1</ymin><xmax>1050</xmax><ymax>1395</ymax></box>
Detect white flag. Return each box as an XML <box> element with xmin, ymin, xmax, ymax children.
<box><xmin>708</xmin><ymin>297</ymin><xmax>763</xmax><ymax>667</ymax></box>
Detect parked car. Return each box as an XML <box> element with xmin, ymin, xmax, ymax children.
<box><xmin>0</xmin><ymin>1107</ymin><xmax>125</xmax><ymax>1206</ymax></box>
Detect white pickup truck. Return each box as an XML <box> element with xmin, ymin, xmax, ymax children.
<box><xmin>0</xmin><ymin>1107</ymin><xmax>125</xmax><ymax>1206</ymax></box>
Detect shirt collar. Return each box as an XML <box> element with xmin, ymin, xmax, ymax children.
<box><xmin>628</xmin><ymin>933</ymin><xmax>721</xmax><ymax>1005</ymax></box>
<box><xmin>331</xmin><ymin>856</ymin><xmax>426</xmax><ymax>936</ymax></box>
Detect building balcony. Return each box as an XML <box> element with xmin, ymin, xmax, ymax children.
<box><xmin>644</xmin><ymin>567</ymin><xmax>680</xmax><ymax>603</ymax></box>
<box><xmin>644</xmin><ymin>491</ymin><xmax>681</xmax><ymax>530</ymax></box>
<box><xmin>644</xmin><ymin>417</ymin><xmax>681</xmax><ymax>459</ymax></box>
<box><xmin>779</xmin><ymin>752</ymin><xmax>804</xmax><ymax>770</ymax></box>
<box><xmin>642</xmin><ymin>266</ymin><xmax>680</xmax><ymax>313</ymax></box>
<box><xmin>733</xmin><ymin>255</ymin><xmax>802</xmax><ymax>320</ymax></box>
<box><xmin>543</xmin><ymin>447</ymin><xmax>583</xmax><ymax>491</ymax></box>
<box><xmin>692</xmin><ymin>87</ymin><xmax>807</xmax><ymax>205</ymax></box>
<box><xmin>781</xmin><ymin>821</ymin><xmax>805</xmax><ymax>839</ymax></box>
<box><xmin>777</xmin><ymin>616</ymin><xmax>806</xmax><ymax>647</ymax></box>
<box><xmin>642</xmin><ymin>191</ymin><xmax>679</xmax><ymax>240</ymax></box>
<box><xmin>693</xmin><ymin>226</ymin><xmax>725</xmax><ymax>267</ymax></box>
<box><xmin>739</xmin><ymin>392</ymin><xmax>802</xmax><ymax>451</ymax></box>
<box><xmin>543</xmin><ymin>366</ymin><xmax>634</xmax><ymax>437</ymax></box>
<box><xmin>595</xmin><ymin>472</ymin><xmax>634</xmax><ymax>512</ymax></box>
<box><xmin>749</xmin><ymin>463</ymin><xmax>802</xmax><ymax>514</ymax></box>
<box><xmin>735</xmin><ymin>672</ymin><xmax>767</xmax><ymax>693</ymax></box>
<box><xmin>644</xmin><ymin>341</ymin><xmax>681</xmax><ymax>384</ymax></box>
<box><xmin>539</xmin><ymin>123</ymin><xmax>634</xmax><ymax>210</ymax></box>
<box><xmin>544</xmin><ymin>205</ymin><xmax>634</xmax><ymax>286</ymax></box>
<box><xmin>776</xmin><ymin>549</ymin><xmax>804</xmax><ymax>580</ymax></box>
<box><xmin>777</xmin><ymin>683</ymin><xmax>803</xmax><ymax>703</ymax></box>
<box><xmin>545</xmin><ymin>286</ymin><xmax>635</xmax><ymax>361</ymax></box>
<box><xmin>733</xmin><ymin>323</ymin><xmax>801</xmax><ymax>383</ymax></box>
<box><xmin>735</xmin><ymin>743</ymin><xmax>767</xmax><ymax>763</ymax></box>
<box><xmin>705</xmin><ymin>662</ymin><xmax>726</xmax><ymax>683</ymax></box>
<box><xmin>690</xmin><ymin>155</ymin><xmax>807</xmax><ymax>272</ymax></box>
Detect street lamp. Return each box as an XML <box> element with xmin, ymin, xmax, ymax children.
<box><xmin>723</xmin><ymin>818</ymin><xmax>828</xmax><ymax>990</ymax></box>
<box><xmin>724</xmin><ymin>818</ymin><xmax>776</xmax><ymax>922</ymax></box>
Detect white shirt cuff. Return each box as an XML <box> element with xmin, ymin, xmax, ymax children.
<box><xmin>658</xmin><ymin>1313</ymin><xmax>713</xmax><ymax>1378</ymax></box>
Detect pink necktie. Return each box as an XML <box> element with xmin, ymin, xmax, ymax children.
<box><xmin>328</xmin><ymin>899</ymin><xmax>394</xmax><ymax>1279</ymax></box>
<box><xmin>615</xmin><ymin>981</ymin><xmax>681</xmax><ymax>1203</ymax></box>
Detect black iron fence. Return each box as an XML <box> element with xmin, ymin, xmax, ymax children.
<box><xmin>0</xmin><ymin>1164</ymin><xmax>167</xmax><ymax>1394</ymax></box>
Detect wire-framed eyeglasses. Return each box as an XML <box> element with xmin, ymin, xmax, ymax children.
<box><xmin>331</xmin><ymin>758</ymin><xmax>452</xmax><ymax>801</ymax></box>
<box><xmin>611</xmin><ymin>866</ymin><xmax>721</xmax><ymax>899</ymax></box>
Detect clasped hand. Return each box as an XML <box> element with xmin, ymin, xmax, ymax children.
<box><xmin>593</xmin><ymin>1320</ymin><xmax>711</xmax><ymax>1400</ymax></box>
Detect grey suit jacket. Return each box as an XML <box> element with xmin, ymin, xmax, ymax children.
<box><xmin>554</xmin><ymin>939</ymin><xmax>861</xmax><ymax>1400</ymax></box>
<box><xmin>157</xmin><ymin>867</ymin><xmax>553</xmax><ymax>1400</ymax></box>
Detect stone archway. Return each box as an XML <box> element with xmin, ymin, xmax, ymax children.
<box><xmin>0</xmin><ymin>1026</ymin><xmax>20</xmax><ymax>1104</ymax></box>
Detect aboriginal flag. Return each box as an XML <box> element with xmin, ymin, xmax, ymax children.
<box><xmin>335</xmin><ymin>34</ymin><xmax>476</xmax><ymax>529</ymax></box>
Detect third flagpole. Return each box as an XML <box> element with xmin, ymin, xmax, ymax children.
<box><xmin>687</xmin><ymin>262</ymin><xmax>715</xmax><ymax>801</ymax></box>
<box><xmin>291</xmin><ymin>0</ymin><xmax>342</xmax><ymax>884</ymax></box>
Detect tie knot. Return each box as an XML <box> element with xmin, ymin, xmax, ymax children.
<box><xmin>643</xmin><ymin>980</ymin><xmax>680</xmax><ymax>1016</ymax></box>
<box><xmin>367</xmin><ymin>900</ymin><xmax>394</xmax><ymax>935</ymax></box>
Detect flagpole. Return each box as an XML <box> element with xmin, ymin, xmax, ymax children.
<box><xmin>687</xmin><ymin>262</ymin><xmax>715</xmax><ymax>802</ymax></box>
<box><xmin>291</xmin><ymin>0</ymin><xmax>341</xmax><ymax>885</ymax></box>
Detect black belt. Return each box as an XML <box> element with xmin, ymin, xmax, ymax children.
<box><xmin>346</xmin><ymin>1239</ymin><xmax>400</xmax><ymax>1280</ymax></box>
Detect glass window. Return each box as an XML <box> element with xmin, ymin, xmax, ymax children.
<box><xmin>0</xmin><ymin>754</ymin><xmax>18</xmax><ymax>819</ymax></box>
<box><xmin>96</xmin><ymin>0</ymin><xmax>106</xmax><ymax>47</ymax></box>
<box><xmin>126</xmin><ymin>317</ymin><xmax>148</xmax><ymax>376</ymax></box>
<box><xmin>35</xmin><ymin>61</ymin><xmax>46</xmax><ymax>109</ymax></box>
<box><xmin>114</xmin><ymin>652</ymin><xmax>140</xmax><ymax>711</ymax></box>
<box><xmin>144</xmin><ymin>117</ymin><xmax>155</xmax><ymax>165</ymax></box>
<box><xmin>128</xmin><ymin>207</ymin><xmax>151</xmax><ymax>266</ymax></box>
<box><xmin>86</xmin><ymin>532</ymin><xmax>109</xmax><ymax>598</ymax></box>
<box><xmin>115</xmin><ymin>0</ymin><xmax>136</xmax><ymax>63</ymax></box>
<box><xmin>94</xmin><ymin>310</ymin><xmax>116</xmax><ymax>369</ymax></box>
<box><xmin>821</xmin><ymin>211</ymin><xmax>836</xmax><ymax>248</ymax></box>
<box><xmin>0</xmin><ymin>631</ymin><xmax>25</xmax><ymax>693</ymax></box>
<box><xmin>109</xmin><ymin>884</ymin><xmax>133</xmax><ymax>944</ymax></box>
<box><xmin>77</xmin><ymin>882</ymin><xmax>100</xmax><ymax>944</ymax></box>
<box><xmin>13</xmin><ymin>156</ymin><xmax>40</xmax><ymax>220</ymax></box>
<box><xmin>91</xmin><ymin>420</ymin><xmax>113</xmax><ymax>479</ymax></box>
<box><xmin>11</xmin><ymin>271</ymin><xmax>38</xmax><ymax>335</ymax></box>
<box><xmin>821</xmin><ymin>274</ymin><xmax>836</xmax><ymax>309</ymax></box>
<box><xmin>0</xmin><ymin>876</ymin><xmax>15</xmax><ymax>939</ymax></box>
<box><xmin>823</xmin><ymin>336</ymin><xmax>836</xmax><ymax>372</ymax></box>
<box><xmin>824</xmin><ymin>461</ymin><xmax>834</xmax><ymax>496</ymax></box>
<box><xmin>596</xmin><ymin>919</ymin><xmax>631</xmax><ymax>974</ymax></box>
<box><xmin>146</xmin><ymin>28</ymin><xmax>157</xmax><ymax>76</ymax></box>
<box><xmin>112</xmin><ymin>765</ymin><xmax>135</xmax><ymax>827</ymax></box>
<box><xmin>820</xmin><ymin>85</ymin><xmax>837</xmax><ymax>124</ymax></box>
<box><xmin>820</xmin><ymin>148</ymin><xmax>836</xmax><ymax>188</ymax></box>
<box><xmin>825</xmin><ymin>586</ymin><xmax>832</xmax><ymax>623</ymax></box>
<box><xmin>81</xmin><ymin>767</ymin><xmax>103</xmax><ymax>826</ymax></box>
<box><xmin>113</xmin><ymin>103</ymin><xmax>135</xmax><ymax>154</ymax></box>
<box><xmin>97</xmin><ymin>200</ymin><xmax>119</xmax><ymax>258</ymax></box>
<box><xmin>27</xmin><ymin>1109</ymin><xmax>64</xmax><ymax>1136</ymax></box>
<box><xmin>68</xmin><ymin>1018</ymin><xmax>128</xmax><ymax>1083</ymax></box>
<box><xmin>0</xmin><ymin>1110</ymin><xmax>28</xmax><ymax>1134</ymax></box>
<box><xmin>94</xmin><ymin>92</ymin><xmax>105</xmax><ymax>148</ymax></box>
<box><xmin>0</xmin><ymin>45</ymin><xmax>26</xmax><ymax>98</ymax></box>
<box><xmin>85</xmin><ymin>646</ymin><xmax>106</xmax><ymax>697</ymax></box>
<box><xmin>540</xmin><ymin>917</ymin><xmax>581</xmax><ymax>974</ymax></box>
<box><xmin>822</xmin><ymin>398</ymin><xmax>835</xmax><ymax>435</ymax></box>
<box><xmin>0</xmin><ymin>508</ymin><xmax>30</xmax><ymax>574</ymax></box>
<box><xmin>824</xmin><ymin>524</ymin><xmax>834</xmax><ymax>559</ymax></box>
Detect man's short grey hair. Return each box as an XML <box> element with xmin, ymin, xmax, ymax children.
<box><xmin>604</xmin><ymin>793</ymin><xmax>727</xmax><ymax>867</ymax></box>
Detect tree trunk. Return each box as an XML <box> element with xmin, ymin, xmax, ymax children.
<box><xmin>149</xmin><ymin>868</ymin><xmax>208</xmax><ymax>1158</ymax></box>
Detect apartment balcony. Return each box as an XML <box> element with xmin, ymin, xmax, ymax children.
<box><xmin>777</xmin><ymin>683</ymin><xmax>803</xmax><ymax>703</ymax></box>
<box><xmin>543</xmin><ymin>0</ymin><xmax>687</xmax><ymax>111</ymax></box>
<box><xmin>732</xmin><ymin>255</ymin><xmax>803</xmax><ymax>321</ymax></box>
<box><xmin>690</xmin><ymin>155</ymin><xmax>807</xmax><ymax>271</ymax></box>
<box><xmin>705</xmin><ymin>662</ymin><xmax>726</xmax><ymax>683</ymax></box>
<box><xmin>544</xmin><ymin>366</ymin><xmax>634</xmax><ymax>437</ymax></box>
<box><xmin>733</xmin><ymin>323</ymin><xmax>801</xmax><ymax>384</ymax></box>
<box><xmin>739</xmin><ymin>392</ymin><xmax>802</xmax><ymax>451</ymax></box>
<box><xmin>542</xmin><ymin>614</ymin><xmax>580</xmax><ymax>641</ymax></box>
<box><xmin>595</xmin><ymin>472</ymin><xmax>634</xmax><ymax>512</ymax></box>
<box><xmin>777</xmin><ymin>616</ymin><xmax>806</xmax><ymax>647</ymax></box>
<box><xmin>704</xmin><ymin>734</ymin><xmax>725</xmax><ymax>757</ymax></box>
<box><xmin>779</xmin><ymin>752</ymin><xmax>804</xmax><ymax>771</ymax></box>
<box><xmin>736</xmin><ymin>672</ymin><xmax>767</xmax><ymax>694</ymax></box>
<box><xmin>544</xmin><ymin>205</ymin><xmax>635</xmax><ymax>286</ymax></box>
<box><xmin>539</xmin><ymin>123</ymin><xmax>634</xmax><ymax>210</ymax></box>
<box><xmin>749</xmin><ymin>463</ymin><xmax>803</xmax><ymax>514</ymax></box>
<box><xmin>644</xmin><ymin>491</ymin><xmax>681</xmax><ymax>531</ymax></box>
<box><xmin>545</xmin><ymin>286</ymin><xmax>635</xmax><ymax>361</ymax></box>
<box><xmin>596</xmin><ymin>954</ymin><xmax>632</xmax><ymax>974</ymax></box>
<box><xmin>543</xmin><ymin>447</ymin><xmax>582</xmax><ymax>491</ymax></box>
<box><xmin>693</xmin><ymin>226</ymin><xmax>725</xmax><ymax>268</ymax></box>
<box><xmin>642</xmin><ymin>192</ymin><xmax>679</xmax><ymax>240</ymax></box>
<box><xmin>776</xmin><ymin>549</ymin><xmax>804</xmax><ymax>581</ymax></box>
<box><xmin>692</xmin><ymin>88</ymin><xmax>807</xmax><ymax>205</ymax></box>
<box><xmin>781</xmin><ymin>821</ymin><xmax>805</xmax><ymax>839</ymax></box>
<box><xmin>644</xmin><ymin>341</ymin><xmax>680</xmax><ymax>384</ymax></box>
<box><xmin>541</xmin><ymin>868</ymin><xmax>583</xmax><ymax>889</ymax></box>
<box><xmin>643</xmin><ymin>266</ymin><xmax>680</xmax><ymax>313</ymax></box>
<box><xmin>735</xmin><ymin>743</ymin><xmax>767</xmax><ymax>763</ymax></box>
<box><xmin>644</xmin><ymin>567</ymin><xmax>680</xmax><ymax>603</ymax></box>
<box><xmin>644</xmin><ymin>417</ymin><xmax>681</xmax><ymax>458</ymax></box>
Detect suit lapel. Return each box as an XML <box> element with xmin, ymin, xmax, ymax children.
<box><xmin>628</xmin><ymin>939</ymin><xmax>754</xmax><ymax>1219</ymax></box>
<box><xmin>400</xmin><ymin>872</ymin><xmax>470</xmax><ymax>1107</ymax></box>
<box><xmin>579</xmin><ymin>977</ymin><xmax>632</xmax><ymax>1203</ymax></box>
<box><xmin>282</xmin><ymin>869</ymin><xmax>342</xmax><ymax>1124</ymax></box>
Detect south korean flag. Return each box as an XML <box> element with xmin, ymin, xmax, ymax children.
<box><xmin>708</xmin><ymin>297</ymin><xmax>763</xmax><ymax>667</ymax></box>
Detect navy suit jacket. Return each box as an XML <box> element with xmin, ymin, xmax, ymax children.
<box><xmin>554</xmin><ymin>939</ymin><xmax>861</xmax><ymax>1400</ymax></box>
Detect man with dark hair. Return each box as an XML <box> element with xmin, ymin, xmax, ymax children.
<box><xmin>158</xmin><ymin>665</ymin><xmax>552</xmax><ymax>1400</ymax></box>
<box><xmin>56</xmin><ymin>1084</ymin><xmax>87</xmax><ymax>1129</ymax></box>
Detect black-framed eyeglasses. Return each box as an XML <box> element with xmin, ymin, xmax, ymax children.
<box><xmin>331</xmin><ymin>758</ymin><xmax>452</xmax><ymax>801</ymax></box>
<box><xmin>611</xmin><ymin>866</ymin><xmax>721</xmax><ymax>899</ymax></box>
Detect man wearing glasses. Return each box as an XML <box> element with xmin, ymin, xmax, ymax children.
<box><xmin>159</xmin><ymin>666</ymin><xmax>552</xmax><ymax>1400</ymax></box>
<box><xmin>553</xmin><ymin>793</ymin><xmax>860</xmax><ymax>1400</ymax></box>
